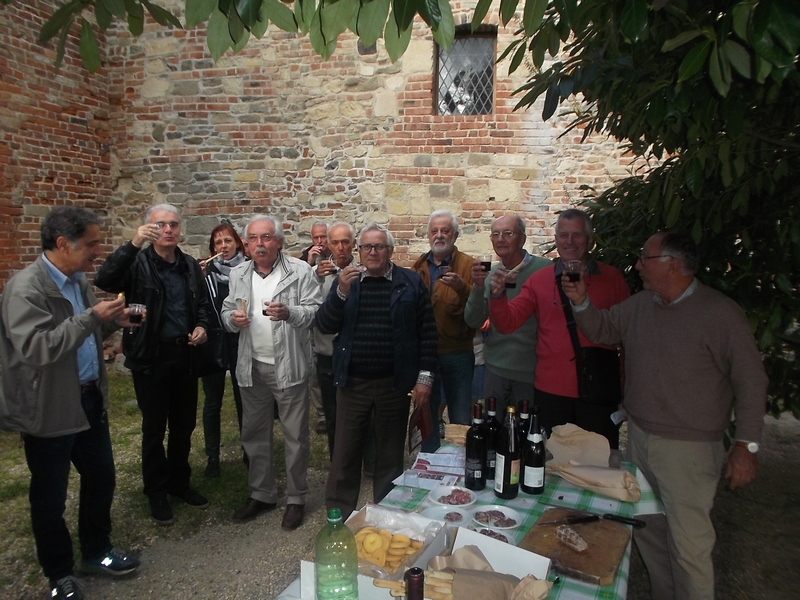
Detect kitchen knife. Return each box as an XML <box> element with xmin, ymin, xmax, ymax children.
<box><xmin>537</xmin><ymin>513</ymin><xmax>646</xmax><ymax>529</ymax></box>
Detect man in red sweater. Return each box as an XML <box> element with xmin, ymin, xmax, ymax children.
<box><xmin>562</xmin><ymin>231</ymin><xmax>767</xmax><ymax>600</ymax></box>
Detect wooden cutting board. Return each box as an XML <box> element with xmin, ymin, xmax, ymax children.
<box><xmin>519</xmin><ymin>507</ymin><xmax>631</xmax><ymax>586</ymax></box>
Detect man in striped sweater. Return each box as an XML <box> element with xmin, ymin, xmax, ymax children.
<box><xmin>316</xmin><ymin>222</ymin><xmax>438</xmax><ymax>517</ymax></box>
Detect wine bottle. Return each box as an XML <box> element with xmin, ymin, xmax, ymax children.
<box><xmin>404</xmin><ymin>566</ymin><xmax>424</xmax><ymax>600</ymax></box>
<box><xmin>494</xmin><ymin>405</ymin><xmax>520</xmax><ymax>499</ymax></box>
<box><xmin>482</xmin><ymin>397</ymin><xmax>501</xmax><ymax>481</ymax></box>
<box><xmin>521</xmin><ymin>405</ymin><xmax>545</xmax><ymax>495</ymax></box>
<box><xmin>464</xmin><ymin>402</ymin><xmax>486</xmax><ymax>491</ymax></box>
<box><xmin>517</xmin><ymin>400</ymin><xmax>530</xmax><ymax>444</ymax></box>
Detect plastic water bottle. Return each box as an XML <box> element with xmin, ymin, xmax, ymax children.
<box><xmin>314</xmin><ymin>508</ymin><xmax>359</xmax><ymax>600</ymax></box>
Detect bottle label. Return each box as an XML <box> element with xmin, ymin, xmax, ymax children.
<box><xmin>466</xmin><ymin>458</ymin><xmax>482</xmax><ymax>480</ymax></box>
<box><xmin>509</xmin><ymin>459</ymin><xmax>520</xmax><ymax>485</ymax></box>
<box><xmin>493</xmin><ymin>453</ymin><xmax>505</xmax><ymax>492</ymax></box>
<box><xmin>487</xmin><ymin>450</ymin><xmax>496</xmax><ymax>471</ymax></box>
<box><xmin>524</xmin><ymin>465</ymin><xmax>544</xmax><ymax>488</ymax></box>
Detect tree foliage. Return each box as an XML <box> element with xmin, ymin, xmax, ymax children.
<box><xmin>8</xmin><ymin>0</ymin><xmax>800</xmax><ymax>415</ymax></box>
<box><xmin>499</xmin><ymin>0</ymin><xmax>799</xmax><ymax>417</ymax></box>
<box><xmin>16</xmin><ymin>0</ymin><xmax>456</xmax><ymax>69</ymax></box>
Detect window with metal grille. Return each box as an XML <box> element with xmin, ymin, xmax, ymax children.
<box><xmin>436</xmin><ymin>32</ymin><xmax>495</xmax><ymax>116</ymax></box>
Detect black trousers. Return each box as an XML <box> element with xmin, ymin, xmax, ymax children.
<box><xmin>533</xmin><ymin>387</ymin><xmax>620</xmax><ymax>449</ymax></box>
<box><xmin>23</xmin><ymin>384</ymin><xmax>115</xmax><ymax>580</ymax></box>
<box><xmin>325</xmin><ymin>377</ymin><xmax>410</xmax><ymax>518</ymax></box>
<box><xmin>132</xmin><ymin>343</ymin><xmax>198</xmax><ymax>498</ymax></box>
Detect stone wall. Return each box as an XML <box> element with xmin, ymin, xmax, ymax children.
<box><xmin>102</xmin><ymin>0</ymin><xmax>635</xmax><ymax>266</ymax></box>
<box><xmin>0</xmin><ymin>0</ymin><xmax>635</xmax><ymax>289</ymax></box>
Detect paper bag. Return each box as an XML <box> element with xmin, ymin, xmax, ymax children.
<box><xmin>549</xmin><ymin>464</ymin><xmax>641</xmax><ymax>502</ymax></box>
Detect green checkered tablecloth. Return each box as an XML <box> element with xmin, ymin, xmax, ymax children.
<box><xmin>381</xmin><ymin>444</ymin><xmax>664</xmax><ymax>600</ymax></box>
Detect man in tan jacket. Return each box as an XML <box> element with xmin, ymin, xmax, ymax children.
<box><xmin>412</xmin><ymin>210</ymin><xmax>475</xmax><ymax>451</ymax></box>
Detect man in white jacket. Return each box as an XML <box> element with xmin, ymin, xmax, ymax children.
<box><xmin>221</xmin><ymin>215</ymin><xmax>322</xmax><ymax>530</ymax></box>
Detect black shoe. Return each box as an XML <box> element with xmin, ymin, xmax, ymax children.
<box><xmin>315</xmin><ymin>420</ymin><xmax>327</xmax><ymax>434</ymax></box>
<box><xmin>439</xmin><ymin>419</ymin><xmax>446</xmax><ymax>438</ymax></box>
<box><xmin>205</xmin><ymin>456</ymin><xmax>220</xmax><ymax>478</ymax></box>
<box><xmin>169</xmin><ymin>488</ymin><xmax>209</xmax><ymax>508</ymax></box>
<box><xmin>79</xmin><ymin>547</ymin><xmax>140</xmax><ymax>576</ymax></box>
<box><xmin>49</xmin><ymin>575</ymin><xmax>84</xmax><ymax>600</ymax></box>
<box><xmin>149</xmin><ymin>496</ymin><xmax>174</xmax><ymax>525</ymax></box>
<box><xmin>281</xmin><ymin>503</ymin><xmax>305</xmax><ymax>531</ymax></box>
<box><xmin>232</xmin><ymin>497</ymin><xmax>277</xmax><ymax>522</ymax></box>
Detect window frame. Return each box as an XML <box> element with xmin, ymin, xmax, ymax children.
<box><xmin>433</xmin><ymin>25</ymin><xmax>497</xmax><ymax>117</ymax></box>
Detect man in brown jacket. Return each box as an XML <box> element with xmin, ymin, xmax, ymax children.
<box><xmin>412</xmin><ymin>210</ymin><xmax>475</xmax><ymax>451</ymax></box>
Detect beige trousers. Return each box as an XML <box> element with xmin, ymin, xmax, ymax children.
<box><xmin>627</xmin><ymin>420</ymin><xmax>726</xmax><ymax>600</ymax></box>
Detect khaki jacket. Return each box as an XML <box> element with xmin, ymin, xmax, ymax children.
<box><xmin>412</xmin><ymin>246</ymin><xmax>475</xmax><ymax>355</ymax></box>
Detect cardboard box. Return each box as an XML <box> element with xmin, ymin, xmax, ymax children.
<box><xmin>300</xmin><ymin>505</ymin><xmax>449</xmax><ymax>600</ymax></box>
<box><xmin>451</xmin><ymin>527</ymin><xmax>551</xmax><ymax>581</ymax></box>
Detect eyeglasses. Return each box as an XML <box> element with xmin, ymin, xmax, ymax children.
<box><xmin>639</xmin><ymin>252</ymin><xmax>674</xmax><ymax>262</ymax></box>
<box><xmin>359</xmin><ymin>243</ymin><xmax>390</xmax><ymax>253</ymax></box>
<box><xmin>490</xmin><ymin>230</ymin><xmax>517</xmax><ymax>240</ymax></box>
<box><xmin>154</xmin><ymin>221</ymin><xmax>180</xmax><ymax>229</ymax></box>
<box><xmin>248</xmin><ymin>234</ymin><xmax>277</xmax><ymax>243</ymax></box>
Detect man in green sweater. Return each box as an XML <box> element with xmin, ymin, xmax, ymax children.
<box><xmin>465</xmin><ymin>215</ymin><xmax>550</xmax><ymax>417</ymax></box>
<box><xmin>562</xmin><ymin>231</ymin><xmax>768</xmax><ymax>600</ymax></box>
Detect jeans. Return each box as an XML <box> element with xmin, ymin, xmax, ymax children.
<box><xmin>23</xmin><ymin>384</ymin><xmax>115</xmax><ymax>580</ymax></box>
<box><xmin>421</xmin><ymin>349</ymin><xmax>474</xmax><ymax>452</ymax></box>
<box><xmin>132</xmin><ymin>343</ymin><xmax>198</xmax><ymax>498</ymax></box>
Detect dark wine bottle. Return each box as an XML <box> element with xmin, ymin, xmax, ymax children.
<box><xmin>517</xmin><ymin>400</ymin><xmax>530</xmax><ymax>444</ymax></box>
<box><xmin>464</xmin><ymin>402</ymin><xmax>486</xmax><ymax>491</ymax></box>
<box><xmin>404</xmin><ymin>566</ymin><xmax>424</xmax><ymax>600</ymax></box>
<box><xmin>482</xmin><ymin>397</ymin><xmax>501</xmax><ymax>481</ymax></box>
<box><xmin>521</xmin><ymin>405</ymin><xmax>545</xmax><ymax>495</ymax></box>
<box><xmin>494</xmin><ymin>405</ymin><xmax>520</xmax><ymax>499</ymax></box>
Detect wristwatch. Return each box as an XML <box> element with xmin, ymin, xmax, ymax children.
<box><xmin>735</xmin><ymin>440</ymin><xmax>760</xmax><ymax>453</ymax></box>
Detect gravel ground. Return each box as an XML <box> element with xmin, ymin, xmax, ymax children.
<box><xmin>79</xmin><ymin>415</ymin><xmax>799</xmax><ymax>600</ymax></box>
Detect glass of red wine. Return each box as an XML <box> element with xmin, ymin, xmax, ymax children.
<box><xmin>127</xmin><ymin>303</ymin><xmax>145</xmax><ymax>334</ymax></box>
<box><xmin>564</xmin><ymin>260</ymin><xmax>583</xmax><ymax>282</ymax></box>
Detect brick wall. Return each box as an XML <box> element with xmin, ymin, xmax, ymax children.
<box><xmin>1</xmin><ymin>0</ymin><xmax>637</xmax><ymax>290</ymax></box>
<box><xmin>0</xmin><ymin>0</ymin><xmax>112</xmax><ymax>285</ymax></box>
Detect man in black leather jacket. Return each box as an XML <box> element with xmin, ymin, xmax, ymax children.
<box><xmin>95</xmin><ymin>204</ymin><xmax>212</xmax><ymax>525</ymax></box>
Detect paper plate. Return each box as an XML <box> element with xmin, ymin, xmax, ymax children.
<box><xmin>472</xmin><ymin>526</ymin><xmax>516</xmax><ymax>545</ymax></box>
<box><xmin>471</xmin><ymin>505</ymin><xmax>523</xmax><ymax>530</ymax></box>
<box><xmin>421</xmin><ymin>505</ymin><xmax>471</xmax><ymax>525</ymax></box>
<box><xmin>426</xmin><ymin>485</ymin><xmax>477</xmax><ymax>508</ymax></box>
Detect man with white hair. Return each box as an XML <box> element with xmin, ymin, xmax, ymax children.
<box><xmin>96</xmin><ymin>204</ymin><xmax>213</xmax><ymax>526</ymax></box>
<box><xmin>221</xmin><ymin>215</ymin><xmax>322</xmax><ymax>530</ymax></box>
<box><xmin>412</xmin><ymin>210</ymin><xmax>476</xmax><ymax>452</ymax></box>
<box><xmin>562</xmin><ymin>231</ymin><xmax>767</xmax><ymax>600</ymax></box>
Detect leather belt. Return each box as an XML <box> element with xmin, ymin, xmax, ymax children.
<box><xmin>160</xmin><ymin>336</ymin><xmax>188</xmax><ymax>345</ymax></box>
<box><xmin>80</xmin><ymin>380</ymin><xmax>98</xmax><ymax>394</ymax></box>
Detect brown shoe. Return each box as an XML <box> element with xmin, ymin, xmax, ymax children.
<box><xmin>281</xmin><ymin>503</ymin><xmax>305</xmax><ymax>530</ymax></box>
<box><xmin>315</xmin><ymin>420</ymin><xmax>327</xmax><ymax>434</ymax></box>
<box><xmin>232</xmin><ymin>498</ymin><xmax>277</xmax><ymax>522</ymax></box>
